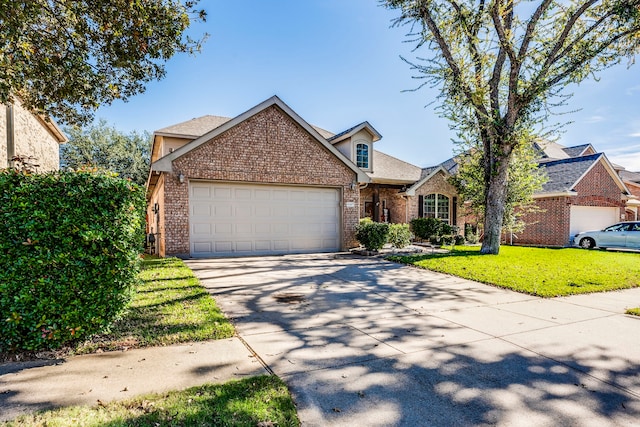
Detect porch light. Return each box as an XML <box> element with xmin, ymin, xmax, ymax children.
<box><xmin>178</xmin><ymin>173</ymin><xmax>185</xmax><ymax>183</ymax></box>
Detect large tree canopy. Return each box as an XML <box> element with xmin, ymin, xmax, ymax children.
<box><xmin>384</xmin><ymin>0</ymin><xmax>640</xmax><ymax>254</ymax></box>
<box><xmin>0</xmin><ymin>0</ymin><xmax>205</xmax><ymax>124</ymax></box>
<box><xmin>61</xmin><ymin>120</ymin><xmax>151</xmax><ymax>186</ymax></box>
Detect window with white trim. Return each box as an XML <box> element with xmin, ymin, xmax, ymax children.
<box><xmin>424</xmin><ymin>193</ymin><xmax>450</xmax><ymax>223</ymax></box>
<box><xmin>356</xmin><ymin>143</ymin><xmax>369</xmax><ymax>169</ymax></box>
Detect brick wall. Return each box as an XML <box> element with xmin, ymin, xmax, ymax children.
<box><xmin>515</xmin><ymin>197</ymin><xmax>571</xmax><ymax>246</ymax></box>
<box><xmin>408</xmin><ymin>170</ymin><xmax>463</xmax><ymax>228</ymax></box>
<box><xmin>161</xmin><ymin>105</ymin><xmax>359</xmax><ymax>256</ymax></box>
<box><xmin>516</xmin><ymin>161</ymin><xmax>624</xmax><ymax>246</ymax></box>
<box><xmin>360</xmin><ymin>185</ymin><xmax>409</xmax><ymax>224</ymax></box>
<box><xmin>572</xmin><ymin>162</ymin><xmax>624</xmax><ymax>208</ymax></box>
<box><xmin>0</xmin><ymin>102</ymin><xmax>61</xmax><ymax>171</ymax></box>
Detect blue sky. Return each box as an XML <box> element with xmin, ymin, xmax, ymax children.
<box><xmin>97</xmin><ymin>0</ymin><xmax>640</xmax><ymax>170</ymax></box>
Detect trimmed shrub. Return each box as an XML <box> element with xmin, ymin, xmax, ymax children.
<box><xmin>0</xmin><ymin>170</ymin><xmax>145</xmax><ymax>352</ymax></box>
<box><xmin>355</xmin><ymin>218</ymin><xmax>390</xmax><ymax>251</ymax></box>
<box><xmin>388</xmin><ymin>223</ymin><xmax>412</xmax><ymax>249</ymax></box>
<box><xmin>410</xmin><ymin>217</ymin><xmax>444</xmax><ymax>241</ymax></box>
<box><xmin>454</xmin><ymin>235</ymin><xmax>466</xmax><ymax>246</ymax></box>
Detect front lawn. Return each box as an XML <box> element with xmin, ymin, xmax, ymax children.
<box><xmin>390</xmin><ymin>246</ymin><xmax>640</xmax><ymax>297</ymax></box>
<box><xmin>2</xmin><ymin>376</ymin><xmax>299</xmax><ymax>427</ymax></box>
<box><xmin>75</xmin><ymin>256</ymin><xmax>235</xmax><ymax>354</ymax></box>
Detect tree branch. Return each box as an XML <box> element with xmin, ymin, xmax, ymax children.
<box><xmin>418</xmin><ymin>4</ymin><xmax>488</xmax><ymax>117</ymax></box>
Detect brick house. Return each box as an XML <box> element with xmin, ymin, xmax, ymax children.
<box><xmin>0</xmin><ymin>99</ymin><xmax>67</xmax><ymax>171</ymax></box>
<box><xmin>147</xmin><ymin>96</ymin><xmax>637</xmax><ymax>256</ymax></box>
<box><xmin>147</xmin><ymin>96</ymin><xmax>368</xmax><ymax>257</ymax></box>
<box><xmin>417</xmin><ymin>141</ymin><xmax>635</xmax><ymax>247</ymax></box>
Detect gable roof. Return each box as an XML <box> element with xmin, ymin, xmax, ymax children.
<box><xmin>327</xmin><ymin>121</ymin><xmax>382</xmax><ymax>144</ymax></box>
<box><xmin>619</xmin><ymin>169</ymin><xmax>640</xmax><ymax>184</ymax></box>
<box><xmin>562</xmin><ymin>144</ymin><xmax>594</xmax><ymax>158</ymax></box>
<box><xmin>155</xmin><ymin>114</ymin><xmax>334</xmax><ymax>141</ymax></box>
<box><xmin>151</xmin><ymin>96</ymin><xmax>370</xmax><ymax>182</ymax></box>
<box><xmin>367</xmin><ymin>150</ymin><xmax>422</xmax><ymax>184</ymax></box>
<box><xmin>538</xmin><ymin>153</ymin><xmax>629</xmax><ymax>196</ymax></box>
<box><xmin>404</xmin><ymin>165</ymin><xmax>449</xmax><ymax>196</ymax></box>
<box><xmin>155</xmin><ymin>115</ymin><xmax>232</xmax><ymax>139</ymax></box>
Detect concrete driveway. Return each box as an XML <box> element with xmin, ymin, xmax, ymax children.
<box><xmin>186</xmin><ymin>253</ymin><xmax>640</xmax><ymax>427</ymax></box>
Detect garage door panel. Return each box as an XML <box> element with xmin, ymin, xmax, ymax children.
<box><xmin>234</xmin><ymin>206</ymin><xmax>252</xmax><ymax>217</ymax></box>
<box><xmin>323</xmin><ymin>238</ymin><xmax>338</xmax><ymax>249</ymax></box>
<box><xmin>191</xmin><ymin>204</ymin><xmax>210</xmax><ymax>216</ymax></box>
<box><xmin>255</xmin><ymin>223</ymin><xmax>270</xmax><ymax>234</ymax></box>
<box><xmin>193</xmin><ymin>242</ymin><xmax>212</xmax><ymax>253</ymax></box>
<box><xmin>214</xmin><ymin>187</ymin><xmax>232</xmax><ymax>199</ymax></box>
<box><xmin>273</xmin><ymin>240</ymin><xmax>289</xmax><ymax>250</ymax></box>
<box><xmin>192</xmin><ymin>186</ymin><xmax>211</xmax><ymax>199</ymax></box>
<box><xmin>273</xmin><ymin>190</ymin><xmax>289</xmax><ymax>200</ymax></box>
<box><xmin>235</xmin><ymin>223</ymin><xmax>252</xmax><ymax>234</ymax></box>
<box><xmin>234</xmin><ymin>188</ymin><xmax>252</xmax><ymax>199</ymax></box>
<box><xmin>255</xmin><ymin>241</ymin><xmax>271</xmax><ymax>251</ymax></box>
<box><xmin>190</xmin><ymin>182</ymin><xmax>340</xmax><ymax>257</ymax></box>
<box><xmin>235</xmin><ymin>241</ymin><xmax>252</xmax><ymax>251</ymax></box>
<box><xmin>215</xmin><ymin>241</ymin><xmax>233</xmax><ymax>252</ymax></box>
<box><xmin>193</xmin><ymin>223</ymin><xmax>211</xmax><ymax>235</ymax></box>
<box><xmin>570</xmin><ymin>206</ymin><xmax>619</xmax><ymax>236</ymax></box>
<box><xmin>215</xmin><ymin>223</ymin><xmax>232</xmax><ymax>234</ymax></box>
<box><xmin>214</xmin><ymin>205</ymin><xmax>232</xmax><ymax>216</ymax></box>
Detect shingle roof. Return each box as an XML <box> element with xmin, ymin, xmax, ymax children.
<box><xmin>367</xmin><ymin>150</ymin><xmax>422</xmax><ymax>184</ymax></box>
<box><xmin>538</xmin><ymin>153</ymin><xmax>602</xmax><ymax>193</ymax></box>
<box><xmin>155</xmin><ymin>115</ymin><xmax>232</xmax><ymax>138</ymax></box>
<box><xmin>327</xmin><ymin>123</ymin><xmax>361</xmax><ymax>142</ymax></box>
<box><xmin>420</xmin><ymin>157</ymin><xmax>459</xmax><ymax>179</ymax></box>
<box><xmin>156</xmin><ymin>114</ymin><xmax>334</xmax><ymax>141</ymax></box>
<box><xmin>562</xmin><ymin>144</ymin><xmax>591</xmax><ymax>158</ymax></box>
<box><xmin>620</xmin><ymin>169</ymin><xmax>640</xmax><ymax>184</ymax></box>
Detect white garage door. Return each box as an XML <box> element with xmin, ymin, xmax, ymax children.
<box><xmin>189</xmin><ymin>181</ymin><xmax>341</xmax><ymax>257</ymax></box>
<box><xmin>570</xmin><ymin>206</ymin><xmax>620</xmax><ymax>237</ymax></box>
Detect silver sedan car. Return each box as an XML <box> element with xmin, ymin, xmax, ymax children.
<box><xmin>573</xmin><ymin>221</ymin><xmax>640</xmax><ymax>249</ymax></box>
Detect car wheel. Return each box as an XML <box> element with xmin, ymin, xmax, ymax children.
<box><xmin>579</xmin><ymin>237</ymin><xmax>595</xmax><ymax>249</ymax></box>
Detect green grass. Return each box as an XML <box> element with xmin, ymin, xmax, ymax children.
<box><xmin>389</xmin><ymin>246</ymin><xmax>640</xmax><ymax>297</ymax></box>
<box><xmin>626</xmin><ymin>308</ymin><xmax>640</xmax><ymax>316</ymax></box>
<box><xmin>2</xmin><ymin>375</ymin><xmax>299</xmax><ymax>427</ymax></box>
<box><xmin>75</xmin><ymin>256</ymin><xmax>235</xmax><ymax>353</ymax></box>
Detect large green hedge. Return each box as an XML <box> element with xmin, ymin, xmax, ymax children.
<box><xmin>0</xmin><ymin>170</ymin><xmax>145</xmax><ymax>352</ymax></box>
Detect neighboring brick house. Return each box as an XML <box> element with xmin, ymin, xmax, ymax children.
<box><xmin>618</xmin><ymin>169</ymin><xmax>640</xmax><ymax>221</ymax></box>
<box><xmin>416</xmin><ymin>141</ymin><xmax>635</xmax><ymax>247</ymax></box>
<box><xmin>0</xmin><ymin>99</ymin><xmax>67</xmax><ymax>171</ymax></box>
<box><xmin>147</xmin><ymin>96</ymin><xmax>368</xmax><ymax>257</ymax></box>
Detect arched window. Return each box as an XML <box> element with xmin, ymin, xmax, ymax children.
<box><xmin>423</xmin><ymin>194</ymin><xmax>449</xmax><ymax>222</ymax></box>
<box><xmin>356</xmin><ymin>143</ymin><xmax>369</xmax><ymax>169</ymax></box>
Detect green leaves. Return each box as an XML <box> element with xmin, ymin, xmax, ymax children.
<box><xmin>355</xmin><ymin>218</ymin><xmax>390</xmax><ymax>251</ymax></box>
<box><xmin>0</xmin><ymin>0</ymin><xmax>206</xmax><ymax>124</ymax></box>
<box><xmin>0</xmin><ymin>170</ymin><xmax>145</xmax><ymax>352</ymax></box>
<box><xmin>60</xmin><ymin>119</ymin><xmax>151</xmax><ymax>185</ymax></box>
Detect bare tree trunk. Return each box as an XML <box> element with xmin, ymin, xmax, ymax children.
<box><xmin>480</xmin><ymin>149</ymin><xmax>511</xmax><ymax>254</ymax></box>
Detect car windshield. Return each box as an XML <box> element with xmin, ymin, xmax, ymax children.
<box><xmin>603</xmin><ymin>223</ymin><xmax>630</xmax><ymax>232</ymax></box>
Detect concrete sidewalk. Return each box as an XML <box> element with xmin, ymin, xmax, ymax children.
<box><xmin>0</xmin><ymin>338</ymin><xmax>266</xmax><ymax>422</ymax></box>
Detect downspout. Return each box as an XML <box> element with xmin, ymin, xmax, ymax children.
<box><xmin>6</xmin><ymin>104</ymin><xmax>14</xmax><ymax>168</ymax></box>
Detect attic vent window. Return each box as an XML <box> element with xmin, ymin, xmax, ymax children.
<box><xmin>356</xmin><ymin>143</ymin><xmax>369</xmax><ymax>169</ymax></box>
